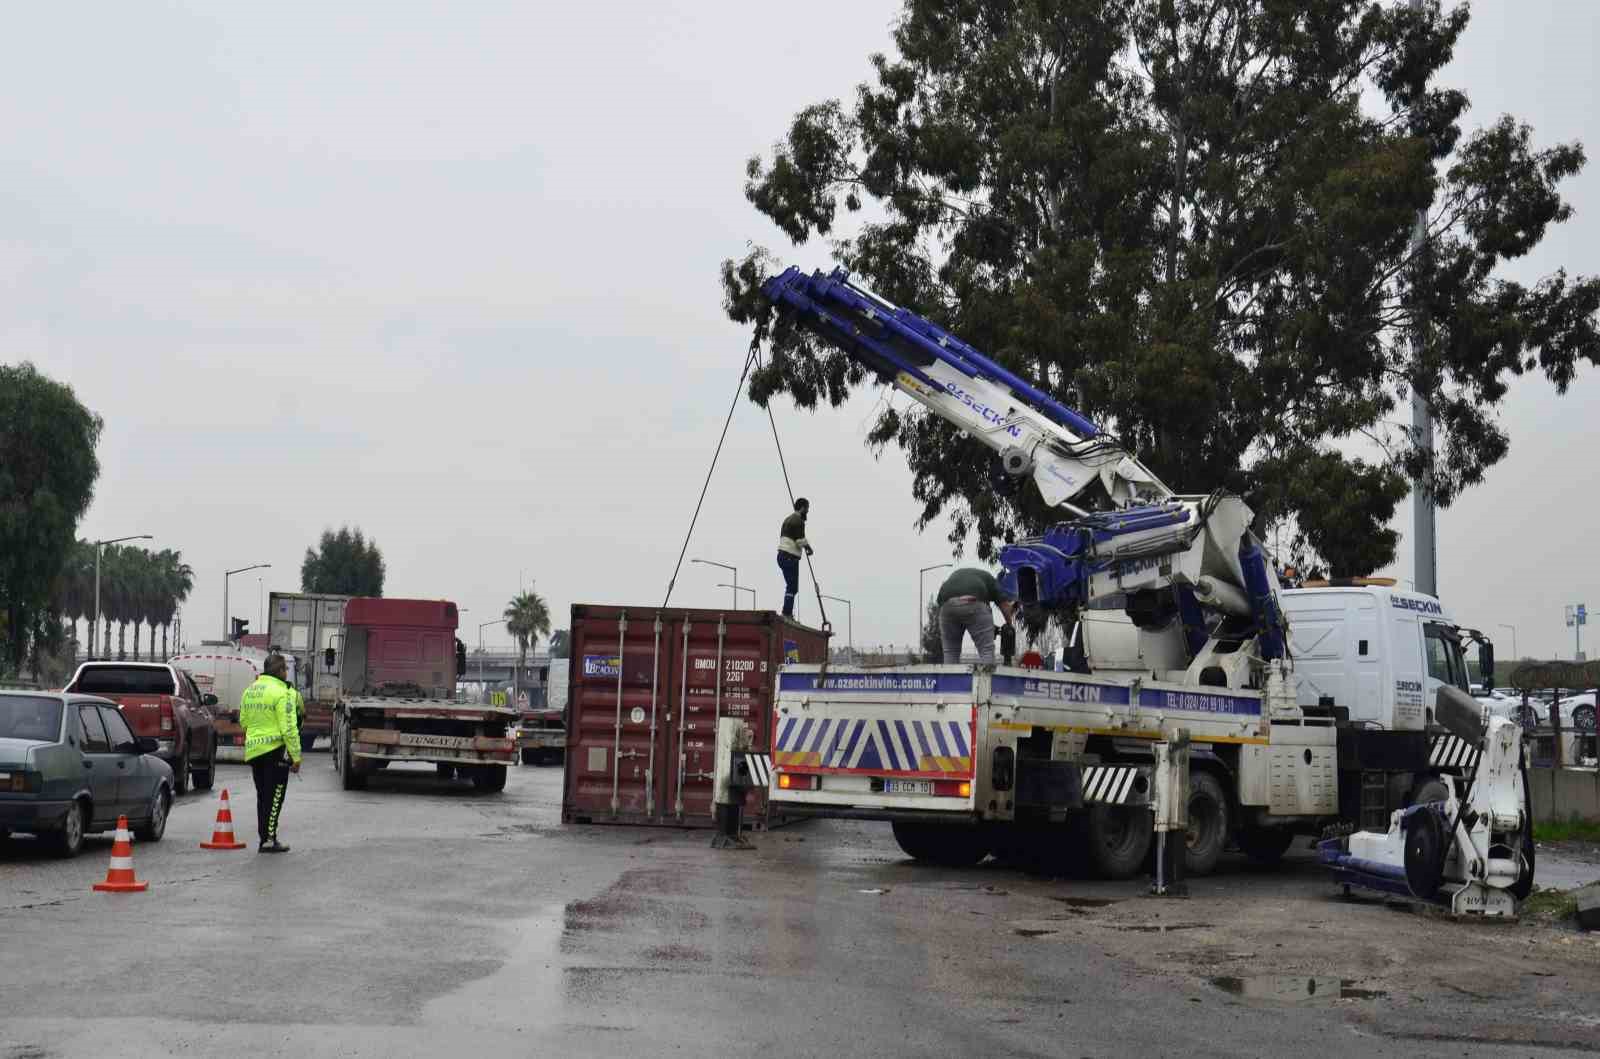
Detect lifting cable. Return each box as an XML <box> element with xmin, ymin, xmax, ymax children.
<box><xmin>661</xmin><ymin>342</ymin><xmax>758</xmax><ymax>609</ymax></box>
<box><xmin>753</xmin><ymin>347</ymin><xmax>831</xmax><ymax>634</ymax></box>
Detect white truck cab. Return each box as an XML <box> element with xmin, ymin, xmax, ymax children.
<box><xmin>1280</xmin><ymin>584</ymin><xmax>1474</xmax><ymax>731</ymax></box>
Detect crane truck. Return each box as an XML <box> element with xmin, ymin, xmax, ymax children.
<box><xmin>758</xmin><ymin>266</ymin><xmax>1531</xmax><ymax>902</ymax></box>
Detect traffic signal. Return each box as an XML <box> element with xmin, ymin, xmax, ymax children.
<box><xmin>231</xmin><ymin>618</ymin><xmax>249</xmax><ymax>641</ymax></box>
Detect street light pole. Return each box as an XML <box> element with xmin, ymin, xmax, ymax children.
<box><xmin>821</xmin><ymin>594</ymin><xmax>853</xmax><ymax>660</ymax></box>
<box><xmin>224</xmin><ymin>563</ymin><xmax>272</xmax><ymax>640</ymax></box>
<box><xmin>479</xmin><ymin>618</ymin><xmax>507</xmax><ymax>688</ymax></box>
<box><xmin>1497</xmin><ymin>623</ymin><xmax>1518</xmax><ymax>662</ymax></box>
<box><xmin>919</xmin><ymin>563</ymin><xmax>953</xmax><ymax>661</ymax></box>
<box><xmin>93</xmin><ymin>534</ymin><xmax>153</xmax><ymax>660</ymax></box>
<box><xmin>716</xmin><ymin>584</ymin><xmax>756</xmax><ymax>610</ymax></box>
<box><xmin>691</xmin><ymin>558</ymin><xmax>739</xmax><ymax>608</ymax></box>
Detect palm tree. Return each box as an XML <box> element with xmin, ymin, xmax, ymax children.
<box><xmin>504</xmin><ymin>588</ymin><xmax>552</xmax><ymax>696</ymax></box>
<box><xmin>153</xmin><ymin>550</ymin><xmax>193</xmax><ymax>660</ymax></box>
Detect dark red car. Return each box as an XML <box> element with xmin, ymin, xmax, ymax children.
<box><xmin>64</xmin><ymin>662</ymin><xmax>219</xmax><ymax>795</ymax></box>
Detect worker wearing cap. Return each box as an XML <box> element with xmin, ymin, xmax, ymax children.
<box><xmin>239</xmin><ymin>652</ymin><xmax>301</xmax><ymax>853</ymax></box>
<box><xmin>936</xmin><ymin>567</ymin><xmax>1018</xmax><ymax>664</ymax></box>
<box><xmin>776</xmin><ymin>497</ymin><xmax>814</xmax><ymax>618</ymax></box>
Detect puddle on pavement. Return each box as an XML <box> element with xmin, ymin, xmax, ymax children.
<box><xmin>1103</xmin><ymin>923</ymin><xmax>1212</xmax><ymax>933</ymax></box>
<box><xmin>1211</xmin><ymin>976</ymin><xmax>1388</xmax><ymax>1003</ymax></box>
<box><xmin>1014</xmin><ymin>928</ymin><xmax>1059</xmax><ymax>938</ymax></box>
<box><xmin>422</xmin><ymin>904</ymin><xmax>569</xmax><ymax>1030</ymax></box>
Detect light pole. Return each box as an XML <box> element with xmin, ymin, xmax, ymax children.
<box><xmin>479</xmin><ymin>618</ymin><xmax>507</xmax><ymax>687</ymax></box>
<box><xmin>93</xmin><ymin>534</ymin><xmax>152</xmax><ymax>660</ymax></box>
<box><xmin>1497</xmin><ymin>623</ymin><xmax>1518</xmax><ymax>662</ymax></box>
<box><xmin>691</xmin><ymin>558</ymin><xmax>741</xmax><ymax>609</ymax></box>
<box><xmin>717</xmin><ymin>584</ymin><xmax>756</xmax><ymax>609</ymax></box>
<box><xmin>919</xmin><ymin>563</ymin><xmax>953</xmax><ymax>660</ymax></box>
<box><xmin>821</xmin><ymin>594</ymin><xmax>853</xmax><ymax>660</ymax></box>
<box><xmin>224</xmin><ymin>563</ymin><xmax>271</xmax><ymax>640</ymax></box>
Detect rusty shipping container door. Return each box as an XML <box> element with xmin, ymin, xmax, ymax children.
<box><xmin>563</xmin><ymin>605</ymin><xmax>829</xmax><ymax>828</ymax></box>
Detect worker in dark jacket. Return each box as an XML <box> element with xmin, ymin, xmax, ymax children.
<box><xmin>936</xmin><ymin>567</ymin><xmax>1018</xmax><ymax>664</ymax></box>
<box><xmin>776</xmin><ymin>498</ymin><xmax>813</xmax><ymax>618</ymax></box>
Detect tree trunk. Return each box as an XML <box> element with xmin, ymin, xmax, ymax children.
<box><xmin>133</xmin><ymin>621</ymin><xmax>141</xmax><ymax>660</ymax></box>
<box><xmin>103</xmin><ymin>618</ymin><xmax>112</xmax><ymax>660</ymax></box>
<box><xmin>161</xmin><ymin>624</ymin><xmax>169</xmax><ymax>661</ymax></box>
<box><xmin>117</xmin><ymin>622</ymin><xmax>126</xmax><ymax>660</ymax></box>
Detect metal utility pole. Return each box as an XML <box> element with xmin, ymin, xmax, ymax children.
<box><xmin>821</xmin><ymin>594</ymin><xmax>853</xmax><ymax>660</ymax></box>
<box><xmin>717</xmin><ymin>584</ymin><xmax>755</xmax><ymax>609</ymax></box>
<box><xmin>93</xmin><ymin>534</ymin><xmax>152</xmax><ymax>660</ymax></box>
<box><xmin>1568</xmin><ymin>604</ymin><xmax>1587</xmax><ymax>661</ymax></box>
<box><xmin>691</xmin><ymin>558</ymin><xmax>739</xmax><ymax>608</ymax></box>
<box><xmin>1497</xmin><ymin>623</ymin><xmax>1518</xmax><ymax>661</ymax></box>
<box><xmin>1407</xmin><ymin>0</ymin><xmax>1438</xmax><ymax>599</ymax></box>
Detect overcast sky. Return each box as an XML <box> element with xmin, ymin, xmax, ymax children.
<box><xmin>10</xmin><ymin>1</ymin><xmax>1597</xmax><ymax>661</ymax></box>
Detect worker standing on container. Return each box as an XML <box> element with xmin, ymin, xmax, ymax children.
<box><xmin>239</xmin><ymin>652</ymin><xmax>301</xmax><ymax>853</ymax></box>
<box><xmin>776</xmin><ymin>497</ymin><xmax>813</xmax><ymax>618</ymax></box>
<box><xmin>936</xmin><ymin>567</ymin><xmax>1018</xmax><ymax>664</ymax></box>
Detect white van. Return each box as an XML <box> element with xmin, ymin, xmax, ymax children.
<box><xmin>170</xmin><ymin>643</ymin><xmax>292</xmax><ymax>762</ymax></box>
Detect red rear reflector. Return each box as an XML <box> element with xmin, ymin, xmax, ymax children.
<box><xmin>933</xmin><ymin>780</ymin><xmax>972</xmax><ymax>798</ymax></box>
<box><xmin>777</xmin><ymin>773</ymin><xmax>818</xmax><ymax>791</ymax></box>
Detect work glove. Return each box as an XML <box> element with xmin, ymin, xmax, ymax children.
<box><xmin>290</xmin><ymin>760</ymin><xmax>301</xmax><ymax>774</ymax></box>
<box><xmin>804</xmin><ymin>545</ymin><xmax>815</xmax><ymax>556</ymax></box>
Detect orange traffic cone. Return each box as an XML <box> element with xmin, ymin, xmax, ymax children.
<box><xmin>201</xmin><ymin>788</ymin><xmax>248</xmax><ymax>851</ymax></box>
<box><xmin>92</xmin><ymin>815</ymin><xmax>148</xmax><ymax>893</ymax></box>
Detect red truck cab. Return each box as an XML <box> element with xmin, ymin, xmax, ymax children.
<box><xmin>64</xmin><ymin>662</ymin><xmax>219</xmax><ymax>795</ymax></box>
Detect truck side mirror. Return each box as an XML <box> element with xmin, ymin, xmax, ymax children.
<box><xmin>1479</xmin><ymin>642</ymin><xmax>1495</xmax><ymax>686</ymax></box>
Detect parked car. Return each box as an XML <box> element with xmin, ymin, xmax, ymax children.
<box><xmin>0</xmin><ymin>691</ymin><xmax>175</xmax><ymax>856</ymax></box>
<box><xmin>63</xmin><ymin>662</ymin><xmax>218</xmax><ymax>795</ymax></box>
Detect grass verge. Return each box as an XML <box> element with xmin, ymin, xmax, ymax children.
<box><xmin>1534</xmin><ymin>818</ymin><xmax>1600</xmax><ymax>844</ymax></box>
<box><xmin>1522</xmin><ymin>888</ymin><xmax>1578</xmax><ymax>921</ymax></box>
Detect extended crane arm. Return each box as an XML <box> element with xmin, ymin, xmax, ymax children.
<box><xmin>761</xmin><ymin>267</ymin><xmax>1170</xmax><ymax>510</ymax></box>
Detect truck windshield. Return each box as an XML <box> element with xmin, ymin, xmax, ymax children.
<box><xmin>0</xmin><ymin>696</ymin><xmax>64</xmax><ymax>742</ymax></box>
<box><xmin>1423</xmin><ymin>625</ymin><xmax>1470</xmax><ymax>693</ymax></box>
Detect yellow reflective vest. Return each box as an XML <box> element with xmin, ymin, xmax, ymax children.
<box><xmin>240</xmin><ymin>674</ymin><xmax>302</xmax><ymax>764</ymax></box>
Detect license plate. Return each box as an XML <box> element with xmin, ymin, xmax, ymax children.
<box><xmin>883</xmin><ymin>779</ymin><xmax>931</xmax><ymax>795</ymax></box>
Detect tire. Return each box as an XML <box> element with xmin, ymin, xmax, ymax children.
<box><xmin>890</xmin><ymin>821</ymin><xmax>988</xmax><ymax>867</ymax></box>
<box><xmin>1236</xmin><ymin>825</ymin><xmax>1296</xmax><ymax>864</ymax></box>
<box><xmin>1403</xmin><ymin>807</ymin><xmax>1447</xmax><ymax>899</ymax></box>
<box><xmin>302</xmin><ymin>734</ymin><xmax>317</xmax><ymax>752</ymax></box>
<box><xmin>191</xmin><ymin>737</ymin><xmax>216</xmax><ymax>791</ymax></box>
<box><xmin>521</xmin><ymin>747</ymin><xmax>536</xmax><ymax>766</ymax></box>
<box><xmin>1184</xmin><ymin>771</ymin><xmax>1229</xmax><ymax>876</ymax></box>
<box><xmin>1573</xmin><ymin>705</ymin><xmax>1596</xmax><ymax>732</ymax></box>
<box><xmin>172</xmin><ymin>743</ymin><xmax>190</xmax><ymax>796</ymax></box>
<box><xmin>472</xmin><ymin>766</ymin><xmax>507</xmax><ymax>793</ymax></box>
<box><xmin>134</xmin><ymin>788</ymin><xmax>170</xmax><ymax>842</ymax></box>
<box><xmin>339</xmin><ymin>725</ymin><xmax>367</xmax><ymax>791</ymax></box>
<box><xmin>52</xmin><ymin>801</ymin><xmax>87</xmax><ymax>858</ymax></box>
<box><xmin>1410</xmin><ymin>777</ymin><xmax>1450</xmax><ymax>807</ymax></box>
<box><xmin>436</xmin><ymin>763</ymin><xmax>457</xmax><ymax>780</ymax></box>
<box><xmin>1084</xmin><ymin>803</ymin><xmax>1152</xmax><ymax>880</ymax></box>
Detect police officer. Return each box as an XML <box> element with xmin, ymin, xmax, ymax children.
<box><xmin>239</xmin><ymin>652</ymin><xmax>301</xmax><ymax>853</ymax></box>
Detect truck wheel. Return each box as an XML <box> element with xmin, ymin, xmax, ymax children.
<box><xmin>520</xmin><ymin>747</ymin><xmax>536</xmax><ymax>766</ymax></box>
<box><xmin>436</xmin><ymin>763</ymin><xmax>456</xmax><ymax>780</ymax></box>
<box><xmin>1236</xmin><ymin>825</ymin><xmax>1296</xmax><ymax>864</ymax></box>
<box><xmin>1410</xmin><ymin>777</ymin><xmax>1449</xmax><ymax>807</ymax></box>
<box><xmin>890</xmin><ymin>821</ymin><xmax>988</xmax><ymax>867</ymax></box>
<box><xmin>191</xmin><ymin>738</ymin><xmax>216</xmax><ymax>791</ymax></box>
<box><xmin>172</xmin><ymin>744</ymin><xmax>190</xmax><ymax>796</ymax></box>
<box><xmin>339</xmin><ymin>726</ymin><xmax>367</xmax><ymax>791</ymax></box>
<box><xmin>1185</xmin><ymin>771</ymin><xmax>1229</xmax><ymax>876</ymax></box>
<box><xmin>1085</xmin><ymin>804</ymin><xmax>1152</xmax><ymax>880</ymax></box>
<box><xmin>472</xmin><ymin>766</ymin><xmax>507</xmax><ymax>793</ymax></box>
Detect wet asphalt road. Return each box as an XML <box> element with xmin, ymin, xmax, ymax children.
<box><xmin>4</xmin><ymin>755</ymin><xmax>1600</xmax><ymax>1058</ymax></box>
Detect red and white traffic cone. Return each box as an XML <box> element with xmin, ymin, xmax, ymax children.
<box><xmin>200</xmin><ymin>788</ymin><xmax>248</xmax><ymax>851</ymax></box>
<box><xmin>92</xmin><ymin>816</ymin><xmax>148</xmax><ymax>893</ymax></box>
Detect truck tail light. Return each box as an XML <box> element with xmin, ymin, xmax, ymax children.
<box><xmin>933</xmin><ymin>780</ymin><xmax>972</xmax><ymax>798</ymax></box>
<box><xmin>160</xmin><ymin>710</ymin><xmax>173</xmax><ymax>732</ymax></box>
<box><xmin>777</xmin><ymin>773</ymin><xmax>818</xmax><ymax>791</ymax></box>
<box><xmin>5</xmin><ymin>771</ymin><xmax>41</xmax><ymax>792</ymax></box>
